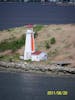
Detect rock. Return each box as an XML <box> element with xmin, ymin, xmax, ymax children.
<box><xmin>0</xmin><ymin>61</ymin><xmax>75</xmax><ymax>74</ymax></box>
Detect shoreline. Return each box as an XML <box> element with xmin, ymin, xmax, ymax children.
<box><xmin>0</xmin><ymin>66</ymin><xmax>75</xmax><ymax>78</ymax></box>
<box><xmin>0</xmin><ymin>61</ymin><xmax>75</xmax><ymax>77</ymax></box>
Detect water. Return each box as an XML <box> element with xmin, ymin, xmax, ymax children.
<box><xmin>0</xmin><ymin>3</ymin><xmax>75</xmax><ymax>99</ymax></box>
<box><xmin>0</xmin><ymin>72</ymin><xmax>75</xmax><ymax>100</ymax></box>
<box><xmin>0</xmin><ymin>3</ymin><xmax>75</xmax><ymax>30</ymax></box>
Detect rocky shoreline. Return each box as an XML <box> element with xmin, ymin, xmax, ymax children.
<box><xmin>0</xmin><ymin>61</ymin><xmax>75</xmax><ymax>75</ymax></box>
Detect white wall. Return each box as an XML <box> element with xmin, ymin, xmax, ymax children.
<box><xmin>31</xmin><ymin>55</ymin><xmax>40</xmax><ymax>61</ymax></box>
<box><xmin>24</xmin><ymin>30</ymin><xmax>32</xmax><ymax>60</ymax></box>
<box><xmin>31</xmin><ymin>52</ymin><xmax>47</xmax><ymax>61</ymax></box>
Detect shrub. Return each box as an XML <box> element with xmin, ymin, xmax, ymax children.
<box><xmin>34</xmin><ymin>31</ymin><xmax>38</xmax><ymax>38</ymax></box>
<box><xmin>33</xmin><ymin>25</ymin><xmax>43</xmax><ymax>32</ymax></box>
<box><xmin>50</xmin><ymin>37</ymin><xmax>56</xmax><ymax>44</ymax></box>
<box><xmin>0</xmin><ymin>55</ymin><xmax>4</xmax><ymax>60</ymax></box>
<box><xmin>45</xmin><ymin>41</ymin><xmax>51</xmax><ymax>49</ymax></box>
<box><xmin>33</xmin><ymin>25</ymin><xmax>43</xmax><ymax>38</ymax></box>
<box><xmin>0</xmin><ymin>34</ymin><xmax>25</xmax><ymax>52</ymax></box>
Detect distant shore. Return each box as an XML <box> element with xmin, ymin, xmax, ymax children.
<box><xmin>0</xmin><ymin>61</ymin><xmax>75</xmax><ymax>76</ymax></box>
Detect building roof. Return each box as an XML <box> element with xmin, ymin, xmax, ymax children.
<box><xmin>32</xmin><ymin>51</ymin><xmax>42</xmax><ymax>55</ymax></box>
<box><xmin>27</xmin><ymin>24</ymin><xmax>33</xmax><ymax>28</ymax></box>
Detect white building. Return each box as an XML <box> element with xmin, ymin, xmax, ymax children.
<box><xmin>20</xmin><ymin>25</ymin><xmax>47</xmax><ymax>61</ymax></box>
<box><xmin>31</xmin><ymin>51</ymin><xmax>47</xmax><ymax>61</ymax></box>
<box><xmin>24</xmin><ymin>29</ymin><xmax>35</xmax><ymax>60</ymax></box>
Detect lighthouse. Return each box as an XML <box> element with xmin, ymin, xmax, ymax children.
<box><xmin>20</xmin><ymin>25</ymin><xmax>47</xmax><ymax>61</ymax></box>
<box><xmin>24</xmin><ymin>27</ymin><xmax>35</xmax><ymax>60</ymax></box>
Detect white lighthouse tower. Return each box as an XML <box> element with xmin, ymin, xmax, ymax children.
<box><xmin>20</xmin><ymin>25</ymin><xmax>47</xmax><ymax>61</ymax></box>
<box><xmin>24</xmin><ymin>26</ymin><xmax>35</xmax><ymax>60</ymax></box>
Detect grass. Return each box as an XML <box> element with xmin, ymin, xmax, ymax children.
<box><xmin>6</xmin><ymin>26</ymin><xmax>25</xmax><ymax>32</ymax></box>
<box><xmin>64</xmin><ymin>43</ymin><xmax>72</xmax><ymax>48</ymax></box>
<box><xmin>33</xmin><ymin>25</ymin><xmax>43</xmax><ymax>32</ymax></box>
<box><xmin>0</xmin><ymin>34</ymin><xmax>25</xmax><ymax>52</ymax></box>
<box><xmin>7</xmin><ymin>28</ymin><xmax>14</xmax><ymax>32</ymax></box>
<box><xmin>45</xmin><ymin>40</ymin><xmax>51</xmax><ymax>49</ymax></box>
<box><xmin>0</xmin><ymin>53</ymin><xmax>20</xmax><ymax>62</ymax></box>
<box><xmin>55</xmin><ymin>27</ymin><xmax>62</xmax><ymax>30</ymax></box>
<box><xmin>48</xmin><ymin>49</ymin><xmax>58</xmax><ymax>57</ymax></box>
<box><xmin>44</xmin><ymin>37</ymin><xmax>56</xmax><ymax>49</ymax></box>
<box><xmin>33</xmin><ymin>25</ymin><xmax>44</xmax><ymax>38</ymax></box>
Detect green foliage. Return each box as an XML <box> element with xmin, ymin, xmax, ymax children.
<box><xmin>33</xmin><ymin>25</ymin><xmax>43</xmax><ymax>38</ymax></box>
<box><xmin>45</xmin><ymin>41</ymin><xmax>51</xmax><ymax>49</ymax></box>
<box><xmin>0</xmin><ymin>55</ymin><xmax>5</xmax><ymax>61</ymax></box>
<box><xmin>0</xmin><ymin>34</ymin><xmax>25</xmax><ymax>52</ymax></box>
<box><xmin>44</xmin><ymin>37</ymin><xmax>56</xmax><ymax>49</ymax></box>
<box><xmin>50</xmin><ymin>37</ymin><xmax>56</xmax><ymax>44</ymax></box>
<box><xmin>33</xmin><ymin>25</ymin><xmax>43</xmax><ymax>32</ymax></box>
<box><xmin>0</xmin><ymin>53</ymin><xmax>20</xmax><ymax>61</ymax></box>
<box><xmin>0</xmin><ymin>55</ymin><xmax>4</xmax><ymax>59</ymax></box>
<box><xmin>25</xmin><ymin>59</ymin><xmax>32</xmax><ymax>63</ymax></box>
<box><xmin>34</xmin><ymin>31</ymin><xmax>38</xmax><ymax>38</ymax></box>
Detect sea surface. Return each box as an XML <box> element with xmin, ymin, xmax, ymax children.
<box><xmin>0</xmin><ymin>3</ymin><xmax>75</xmax><ymax>30</ymax></box>
<box><xmin>0</xmin><ymin>72</ymin><xmax>75</xmax><ymax>100</ymax></box>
